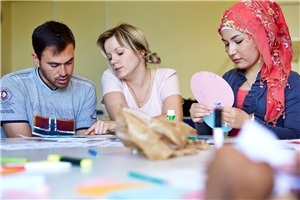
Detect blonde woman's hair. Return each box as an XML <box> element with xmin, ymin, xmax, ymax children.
<box><xmin>97</xmin><ymin>23</ymin><xmax>161</xmax><ymax>64</ymax></box>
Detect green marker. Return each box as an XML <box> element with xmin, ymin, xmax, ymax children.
<box><xmin>47</xmin><ymin>154</ymin><xmax>92</xmax><ymax>169</ymax></box>
<box><xmin>0</xmin><ymin>157</ymin><xmax>30</xmax><ymax>164</ymax></box>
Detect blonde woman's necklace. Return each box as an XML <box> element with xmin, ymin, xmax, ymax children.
<box><xmin>127</xmin><ymin>69</ymin><xmax>151</xmax><ymax>104</ymax></box>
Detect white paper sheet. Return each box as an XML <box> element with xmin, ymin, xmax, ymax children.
<box><xmin>1</xmin><ymin>138</ymin><xmax>124</xmax><ymax>150</ymax></box>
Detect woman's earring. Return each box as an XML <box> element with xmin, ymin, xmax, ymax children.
<box><xmin>258</xmin><ymin>54</ymin><xmax>263</xmax><ymax>63</ymax></box>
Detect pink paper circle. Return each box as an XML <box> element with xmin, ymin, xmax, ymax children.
<box><xmin>190</xmin><ymin>71</ymin><xmax>234</xmax><ymax>109</ymax></box>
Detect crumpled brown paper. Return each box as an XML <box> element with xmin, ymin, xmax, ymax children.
<box><xmin>115</xmin><ymin>106</ymin><xmax>210</xmax><ymax>160</ymax></box>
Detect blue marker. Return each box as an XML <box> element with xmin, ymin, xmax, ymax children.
<box><xmin>128</xmin><ymin>171</ymin><xmax>167</xmax><ymax>185</ymax></box>
<box><xmin>88</xmin><ymin>149</ymin><xmax>98</xmax><ymax>156</ymax></box>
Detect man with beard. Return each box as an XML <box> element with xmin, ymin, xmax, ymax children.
<box><xmin>0</xmin><ymin>21</ymin><xmax>97</xmax><ymax>138</ymax></box>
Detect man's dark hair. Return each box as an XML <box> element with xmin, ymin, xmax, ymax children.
<box><xmin>32</xmin><ymin>21</ymin><xmax>75</xmax><ymax>60</ymax></box>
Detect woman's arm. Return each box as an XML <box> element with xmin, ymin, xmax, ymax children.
<box><xmin>84</xmin><ymin>92</ymin><xmax>126</xmax><ymax>135</ymax></box>
<box><xmin>103</xmin><ymin>92</ymin><xmax>127</xmax><ymax>121</ymax></box>
<box><xmin>153</xmin><ymin>69</ymin><xmax>184</xmax><ymax>121</ymax></box>
<box><xmin>100</xmin><ymin>69</ymin><xmax>128</xmax><ymax>120</ymax></box>
<box><xmin>153</xmin><ymin>94</ymin><xmax>183</xmax><ymax>121</ymax></box>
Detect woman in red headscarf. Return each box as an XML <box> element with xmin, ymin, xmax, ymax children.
<box><xmin>190</xmin><ymin>0</ymin><xmax>300</xmax><ymax>139</ymax></box>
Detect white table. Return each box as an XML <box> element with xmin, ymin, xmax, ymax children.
<box><xmin>1</xmin><ymin>138</ymin><xmax>214</xmax><ymax>199</ymax></box>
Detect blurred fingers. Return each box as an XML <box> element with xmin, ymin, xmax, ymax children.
<box><xmin>85</xmin><ymin>123</ymin><xmax>96</xmax><ymax>135</ymax></box>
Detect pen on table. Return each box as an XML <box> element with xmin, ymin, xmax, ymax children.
<box><xmin>88</xmin><ymin>149</ymin><xmax>98</xmax><ymax>157</ymax></box>
<box><xmin>213</xmin><ymin>108</ymin><xmax>224</xmax><ymax>150</ymax></box>
<box><xmin>47</xmin><ymin>154</ymin><xmax>93</xmax><ymax>169</ymax></box>
<box><xmin>0</xmin><ymin>157</ymin><xmax>30</xmax><ymax>164</ymax></box>
<box><xmin>128</xmin><ymin>171</ymin><xmax>167</xmax><ymax>185</ymax></box>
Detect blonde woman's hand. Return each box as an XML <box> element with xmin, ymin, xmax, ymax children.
<box><xmin>189</xmin><ymin>103</ymin><xmax>212</xmax><ymax>123</ymax></box>
<box><xmin>85</xmin><ymin>120</ymin><xmax>116</xmax><ymax>135</ymax></box>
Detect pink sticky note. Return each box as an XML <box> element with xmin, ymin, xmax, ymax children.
<box><xmin>190</xmin><ymin>71</ymin><xmax>234</xmax><ymax>109</ymax></box>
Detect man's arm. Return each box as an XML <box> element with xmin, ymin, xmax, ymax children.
<box><xmin>75</xmin><ymin>80</ymin><xmax>98</xmax><ymax>135</ymax></box>
<box><xmin>2</xmin><ymin>123</ymin><xmax>32</xmax><ymax>138</ymax></box>
<box><xmin>76</xmin><ymin>129</ymin><xmax>87</xmax><ymax>136</ymax></box>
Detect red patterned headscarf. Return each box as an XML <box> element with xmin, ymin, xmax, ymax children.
<box><xmin>218</xmin><ymin>0</ymin><xmax>293</xmax><ymax>124</ymax></box>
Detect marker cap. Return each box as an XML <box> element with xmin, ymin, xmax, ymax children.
<box><xmin>80</xmin><ymin>159</ymin><xmax>93</xmax><ymax>168</ymax></box>
<box><xmin>47</xmin><ymin>154</ymin><xmax>61</xmax><ymax>162</ymax></box>
<box><xmin>167</xmin><ymin>110</ymin><xmax>175</xmax><ymax>116</ymax></box>
<box><xmin>215</xmin><ymin>108</ymin><xmax>222</xmax><ymax>128</ymax></box>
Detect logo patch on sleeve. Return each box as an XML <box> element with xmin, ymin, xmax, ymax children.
<box><xmin>0</xmin><ymin>88</ymin><xmax>15</xmax><ymax>114</ymax></box>
<box><xmin>1</xmin><ymin>88</ymin><xmax>11</xmax><ymax>102</ymax></box>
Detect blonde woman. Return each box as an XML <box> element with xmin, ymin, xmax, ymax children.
<box><xmin>86</xmin><ymin>23</ymin><xmax>183</xmax><ymax>135</ymax></box>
